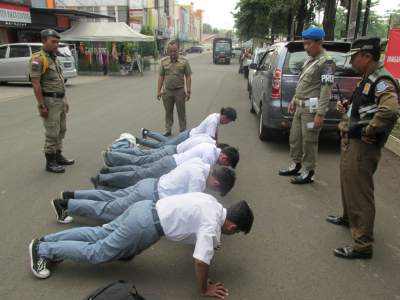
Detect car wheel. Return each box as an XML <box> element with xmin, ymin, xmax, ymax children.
<box><xmin>250</xmin><ymin>93</ymin><xmax>256</xmax><ymax>114</ymax></box>
<box><xmin>258</xmin><ymin>109</ymin><xmax>274</xmax><ymax>141</ymax></box>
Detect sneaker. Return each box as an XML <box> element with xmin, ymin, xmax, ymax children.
<box><xmin>51</xmin><ymin>199</ymin><xmax>73</xmax><ymax>224</ymax></box>
<box><xmin>60</xmin><ymin>191</ymin><xmax>74</xmax><ymax>200</ymax></box>
<box><xmin>163</xmin><ymin>131</ymin><xmax>172</xmax><ymax>137</ymax></box>
<box><xmin>102</xmin><ymin>150</ymin><xmax>111</xmax><ymax>167</ymax></box>
<box><xmin>100</xmin><ymin>167</ymin><xmax>110</xmax><ymax>174</ymax></box>
<box><xmin>141</xmin><ymin>128</ymin><xmax>149</xmax><ymax>139</ymax></box>
<box><xmin>119</xmin><ymin>133</ymin><xmax>137</xmax><ymax>146</ymax></box>
<box><xmin>91</xmin><ymin>175</ymin><xmax>100</xmax><ymax>189</ymax></box>
<box><xmin>29</xmin><ymin>238</ymin><xmax>51</xmax><ymax>279</ymax></box>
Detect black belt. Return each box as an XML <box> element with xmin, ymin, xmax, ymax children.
<box><xmin>43</xmin><ymin>92</ymin><xmax>65</xmax><ymax>98</ymax></box>
<box><xmin>153</xmin><ymin>179</ymin><xmax>160</xmax><ymax>201</ymax></box>
<box><xmin>152</xmin><ymin>207</ymin><xmax>164</xmax><ymax>236</ymax></box>
<box><xmin>165</xmin><ymin>87</ymin><xmax>184</xmax><ymax>91</ymax></box>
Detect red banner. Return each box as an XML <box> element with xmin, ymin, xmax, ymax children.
<box><xmin>384</xmin><ymin>28</ymin><xmax>400</xmax><ymax>79</ymax></box>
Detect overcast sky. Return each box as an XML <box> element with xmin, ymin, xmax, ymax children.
<box><xmin>178</xmin><ymin>0</ymin><xmax>400</xmax><ymax>30</ymax></box>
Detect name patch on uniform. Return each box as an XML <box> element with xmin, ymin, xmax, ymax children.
<box><xmin>321</xmin><ymin>60</ymin><xmax>335</xmax><ymax>85</ymax></box>
<box><xmin>376</xmin><ymin>81</ymin><xmax>388</xmax><ymax>93</ymax></box>
<box><xmin>362</xmin><ymin>82</ymin><xmax>371</xmax><ymax>95</ymax></box>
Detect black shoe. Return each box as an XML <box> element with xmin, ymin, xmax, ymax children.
<box><xmin>45</xmin><ymin>153</ymin><xmax>65</xmax><ymax>173</ymax></box>
<box><xmin>291</xmin><ymin>170</ymin><xmax>315</xmax><ymax>184</ymax></box>
<box><xmin>163</xmin><ymin>131</ymin><xmax>172</xmax><ymax>137</ymax></box>
<box><xmin>100</xmin><ymin>166</ymin><xmax>110</xmax><ymax>174</ymax></box>
<box><xmin>29</xmin><ymin>238</ymin><xmax>51</xmax><ymax>279</ymax></box>
<box><xmin>101</xmin><ymin>151</ymin><xmax>111</xmax><ymax>167</ymax></box>
<box><xmin>51</xmin><ymin>199</ymin><xmax>73</xmax><ymax>224</ymax></box>
<box><xmin>334</xmin><ymin>246</ymin><xmax>373</xmax><ymax>259</ymax></box>
<box><xmin>56</xmin><ymin>151</ymin><xmax>75</xmax><ymax>165</ymax></box>
<box><xmin>326</xmin><ymin>215</ymin><xmax>349</xmax><ymax>227</ymax></box>
<box><xmin>60</xmin><ymin>191</ymin><xmax>74</xmax><ymax>200</ymax></box>
<box><xmin>91</xmin><ymin>175</ymin><xmax>100</xmax><ymax>189</ymax></box>
<box><xmin>179</xmin><ymin>128</ymin><xmax>186</xmax><ymax>133</ymax></box>
<box><xmin>279</xmin><ymin>163</ymin><xmax>301</xmax><ymax>176</ymax></box>
<box><xmin>141</xmin><ymin>128</ymin><xmax>149</xmax><ymax>139</ymax></box>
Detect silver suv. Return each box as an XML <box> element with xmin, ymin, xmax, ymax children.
<box><xmin>0</xmin><ymin>43</ymin><xmax>77</xmax><ymax>84</ymax></box>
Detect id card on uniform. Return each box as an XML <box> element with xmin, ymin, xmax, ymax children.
<box><xmin>307</xmin><ymin>122</ymin><xmax>315</xmax><ymax>129</ymax></box>
<box><xmin>309</xmin><ymin>97</ymin><xmax>318</xmax><ymax>113</ymax></box>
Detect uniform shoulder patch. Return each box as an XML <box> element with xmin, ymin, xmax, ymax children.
<box><xmin>375</xmin><ymin>80</ymin><xmax>389</xmax><ymax>93</ymax></box>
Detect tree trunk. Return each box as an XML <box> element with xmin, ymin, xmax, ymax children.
<box><xmin>362</xmin><ymin>0</ymin><xmax>371</xmax><ymax>36</ymax></box>
<box><xmin>323</xmin><ymin>0</ymin><xmax>337</xmax><ymax>40</ymax></box>
<box><xmin>295</xmin><ymin>0</ymin><xmax>307</xmax><ymax>38</ymax></box>
<box><xmin>287</xmin><ymin>9</ymin><xmax>293</xmax><ymax>40</ymax></box>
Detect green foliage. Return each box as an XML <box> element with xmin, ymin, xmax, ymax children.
<box><xmin>138</xmin><ymin>25</ymin><xmax>156</xmax><ymax>57</ymax></box>
<box><xmin>203</xmin><ymin>23</ymin><xmax>213</xmax><ymax>34</ymax></box>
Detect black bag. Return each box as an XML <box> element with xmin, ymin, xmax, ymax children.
<box><xmin>84</xmin><ymin>280</ymin><xmax>146</xmax><ymax>300</ymax></box>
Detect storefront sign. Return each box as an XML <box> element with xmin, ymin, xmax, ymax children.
<box><xmin>0</xmin><ymin>3</ymin><xmax>31</xmax><ymax>26</ymax></box>
<box><xmin>129</xmin><ymin>9</ymin><xmax>143</xmax><ymax>33</ymax></box>
<box><xmin>384</xmin><ymin>28</ymin><xmax>400</xmax><ymax>79</ymax></box>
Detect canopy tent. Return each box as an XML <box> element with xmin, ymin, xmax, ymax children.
<box><xmin>60</xmin><ymin>22</ymin><xmax>154</xmax><ymax>42</ymax></box>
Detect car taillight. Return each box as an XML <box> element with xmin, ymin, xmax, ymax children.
<box><xmin>271</xmin><ymin>67</ymin><xmax>282</xmax><ymax>100</ymax></box>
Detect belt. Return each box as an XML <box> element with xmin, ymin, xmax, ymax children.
<box><xmin>153</xmin><ymin>179</ymin><xmax>160</xmax><ymax>201</ymax></box>
<box><xmin>165</xmin><ymin>87</ymin><xmax>184</xmax><ymax>91</ymax></box>
<box><xmin>43</xmin><ymin>92</ymin><xmax>65</xmax><ymax>98</ymax></box>
<box><xmin>295</xmin><ymin>99</ymin><xmax>310</xmax><ymax>107</ymax></box>
<box><xmin>152</xmin><ymin>207</ymin><xmax>164</xmax><ymax>236</ymax></box>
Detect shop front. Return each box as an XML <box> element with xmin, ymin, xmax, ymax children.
<box><xmin>0</xmin><ymin>2</ymin><xmax>32</xmax><ymax>44</ymax></box>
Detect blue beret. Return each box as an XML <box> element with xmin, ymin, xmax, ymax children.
<box><xmin>302</xmin><ymin>28</ymin><xmax>325</xmax><ymax>41</ymax></box>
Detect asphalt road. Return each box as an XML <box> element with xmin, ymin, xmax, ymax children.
<box><xmin>1</xmin><ymin>53</ymin><xmax>400</xmax><ymax>300</ymax></box>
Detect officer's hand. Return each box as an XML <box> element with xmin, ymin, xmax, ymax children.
<box><xmin>287</xmin><ymin>101</ymin><xmax>295</xmax><ymax>114</ymax></box>
<box><xmin>203</xmin><ymin>281</ymin><xmax>229</xmax><ymax>299</ymax></box>
<box><xmin>157</xmin><ymin>91</ymin><xmax>164</xmax><ymax>101</ymax></box>
<box><xmin>39</xmin><ymin>105</ymin><xmax>48</xmax><ymax>118</ymax></box>
<box><xmin>185</xmin><ymin>91</ymin><xmax>191</xmax><ymax>101</ymax></box>
<box><xmin>336</xmin><ymin>99</ymin><xmax>348</xmax><ymax>114</ymax></box>
<box><xmin>314</xmin><ymin>114</ymin><xmax>324</xmax><ymax>129</ymax></box>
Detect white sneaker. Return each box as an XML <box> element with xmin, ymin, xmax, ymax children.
<box><xmin>119</xmin><ymin>133</ymin><xmax>136</xmax><ymax>146</ymax></box>
<box><xmin>29</xmin><ymin>239</ymin><xmax>51</xmax><ymax>279</ymax></box>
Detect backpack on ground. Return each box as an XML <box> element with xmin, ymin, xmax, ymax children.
<box><xmin>83</xmin><ymin>280</ymin><xmax>146</xmax><ymax>300</ymax></box>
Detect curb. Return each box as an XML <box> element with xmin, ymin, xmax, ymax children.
<box><xmin>385</xmin><ymin>135</ymin><xmax>400</xmax><ymax>157</ymax></box>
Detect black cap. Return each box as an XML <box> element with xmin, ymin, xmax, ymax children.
<box><xmin>344</xmin><ymin>37</ymin><xmax>381</xmax><ymax>60</ymax></box>
<box><xmin>41</xmin><ymin>29</ymin><xmax>61</xmax><ymax>39</ymax></box>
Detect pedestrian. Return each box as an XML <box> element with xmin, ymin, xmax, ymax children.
<box><xmin>242</xmin><ymin>49</ymin><xmax>252</xmax><ymax>79</ymax></box>
<box><xmin>29</xmin><ymin>29</ymin><xmax>74</xmax><ymax>173</ymax></box>
<box><xmin>158</xmin><ymin>40</ymin><xmax>192</xmax><ymax>136</ymax></box>
<box><xmin>105</xmin><ymin>133</ymin><xmax>216</xmax><ymax>166</ymax></box>
<box><xmin>97</xmin><ymin>144</ymin><xmax>239</xmax><ymax>189</ymax></box>
<box><xmin>326</xmin><ymin>37</ymin><xmax>399</xmax><ymax>259</ymax></box>
<box><xmin>51</xmin><ymin>160</ymin><xmax>236</xmax><ymax>223</ymax></box>
<box><xmin>136</xmin><ymin>107</ymin><xmax>237</xmax><ymax>148</ymax></box>
<box><xmin>279</xmin><ymin>27</ymin><xmax>335</xmax><ymax>184</ymax></box>
<box><xmin>30</xmin><ymin>192</ymin><xmax>254</xmax><ymax>300</ymax></box>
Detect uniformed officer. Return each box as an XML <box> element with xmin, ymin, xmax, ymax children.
<box><xmin>29</xmin><ymin>29</ymin><xmax>74</xmax><ymax>173</ymax></box>
<box><xmin>157</xmin><ymin>40</ymin><xmax>192</xmax><ymax>136</ymax></box>
<box><xmin>326</xmin><ymin>37</ymin><xmax>399</xmax><ymax>259</ymax></box>
<box><xmin>279</xmin><ymin>27</ymin><xmax>335</xmax><ymax>184</ymax></box>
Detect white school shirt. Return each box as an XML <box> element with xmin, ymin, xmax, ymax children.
<box><xmin>157</xmin><ymin>158</ymin><xmax>210</xmax><ymax>199</ymax></box>
<box><xmin>156</xmin><ymin>192</ymin><xmax>227</xmax><ymax>265</ymax></box>
<box><xmin>189</xmin><ymin>113</ymin><xmax>220</xmax><ymax>138</ymax></box>
<box><xmin>176</xmin><ymin>134</ymin><xmax>216</xmax><ymax>154</ymax></box>
<box><xmin>173</xmin><ymin>143</ymin><xmax>221</xmax><ymax>166</ymax></box>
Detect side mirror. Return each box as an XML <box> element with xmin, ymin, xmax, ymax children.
<box><xmin>249</xmin><ymin>63</ymin><xmax>258</xmax><ymax>70</ymax></box>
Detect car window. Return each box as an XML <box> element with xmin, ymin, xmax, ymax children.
<box><xmin>30</xmin><ymin>45</ymin><xmax>42</xmax><ymax>54</ymax></box>
<box><xmin>58</xmin><ymin>45</ymin><xmax>72</xmax><ymax>57</ymax></box>
<box><xmin>283</xmin><ymin>50</ymin><xmax>356</xmax><ymax>76</ymax></box>
<box><xmin>215</xmin><ymin>43</ymin><xmax>230</xmax><ymax>52</ymax></box>
<box><xmin>0</xmin><ymin>46</ymin><xmax>7</xmax><ymax>59</ymax></box>
<box><xmin>9</xmin><ymin>45</ymin><xmax>30</xmax><ymax>58</ymax></box>
<box><xmin>262</xmin><ymin>51</ymin><xmax>274</xmax><ymax>69</ymax></box>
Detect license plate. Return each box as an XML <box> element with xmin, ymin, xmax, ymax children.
<box><xmin>64</xmin><ymin>62</ymin><xmax>72</xmax><ymax>68</ymax></box>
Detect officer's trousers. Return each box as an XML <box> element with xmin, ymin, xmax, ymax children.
<box><xmin>39</xmin><ymin>200</ymin><xmax>162</xmax><ymax>263</ymax></box>
<box><xmin>289</xmin><ymin>107</ymin><xmax>321</xmax><ymax>171</ymax></box>
<box><xmin>42</xmin><ymin>96</ymin><xmax>67</xmax><ymax>154</ymax></box>
<box><xmin>98</xmin><ymin>156</ymin><xmax>177</xmax><ymax>189</ymax></box>
<box><xmin>68</xmin><ymin>178</ymin><xmax>158</xmax><ymax>221</ymax></box>
<box><xmin>105</xmin><ymin>146</ymin><xmax>176</xmax><ymax>166</ymax></box>
<box><xmin>340</xmin><ymin>138</ymin><xmax>381</xmax><ymax>252</ymax></box>
<box><xmin>163</xmin><ymin>87</ymin><xmax>187</xmax><ymax>132</ymax></box>
<box><xmin>136</xmin><ymin>130</ymin><xmax>190</xmax><ymax>148</ymax></box>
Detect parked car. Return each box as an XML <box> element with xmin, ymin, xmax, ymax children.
<box><xmin>187</xmin><ymin>46</ymin><xmax>203</xmax><ymax>53</ymax></box>
<box><xmin>248</xmin><ymin>47</ymin><xmax>268</xmax><ymax>93</ymax></box>
<box><xmin>232</xmin><ymin>47</ymin><xmax>242</xmax><ymax>58</ymax></box>
<box><xmin>0</xmin><ymin>42</ymin><xmax>77</xmax><ymax>84</ymax></box>
<box><xmin>249</xmin><ymin>41</ymin><xmax>360</xmax><ymax>141</ymax></box>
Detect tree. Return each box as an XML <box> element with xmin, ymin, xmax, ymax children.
<box><xmin>203</xmin><ymin>23</ymin><xmax>212</xmax><ymax>34</ymax></box>
<box><xmin>323</xmin><ymin>0</ymin><xmax>337</xmax><ymax>40</ymax></box>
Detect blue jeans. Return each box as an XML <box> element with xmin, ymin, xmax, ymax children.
<box><xmin>110</xmin><ymin>139</ymin><xmax>174</xmax><ymax>156</ymax></box>
<box><xmin>105</xmin><ymin>146</ymin><xmax>176</xmax><ymax>166</ymax></box>
<box><xmin>136</xmin><ymin>130</ymin><xmax>190</xmax><ymax>148</ymax></box>
<box><xmin>98</xmin><ymin>156</ymin><xmax>177</xmax><ymax>189</ymax></box>
<box><xmin>39</xmin><ymin>200</ymin><xmax>162</xmax><ymax>264</ymax></box>
<box><xmin>68</xmin><ymin>178</ymin><xmax>158</xmax><ymax>221</ymax></box>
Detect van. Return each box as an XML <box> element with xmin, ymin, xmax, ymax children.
<box><xmin>0</xmin><ymin>42</ymin><xmax>77</xmax><ymax>84</ymax></box>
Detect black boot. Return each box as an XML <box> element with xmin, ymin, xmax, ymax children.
<box><xmin>45</xmin><ymin>153</ymin><xmax>65</xmax><ymax>173</ymax></box>
<box><xmin>279</xmin><ymin>162</ymin><xmax>301</xmax><ymax>176</ymax></box>
<box><xmin>56</xmin><ymin>150</ymin><xmax>75</xmax><ymax>165</ymax></box>
<box><xmin>291</xmin><ymin>170</ymin><xmax>315</xmax><ymax>184</ymax></box>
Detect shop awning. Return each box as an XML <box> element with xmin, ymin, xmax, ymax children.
<box><xmin>60</xmin><ymin>22</ymin><xmax>154</xmax><ymax>42</ymax></box>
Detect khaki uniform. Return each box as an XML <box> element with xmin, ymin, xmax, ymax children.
<box><xmin>339</xmin><ymin>63</ymin><xmax>399</xmax><ymax>252</ymax></box>
<box><xmin>159</xmin><ymin>56</ymin><xmax>192</xmax><ymax>132</ymax></box>
<box><xmin>289</xmin><ymin>50</ymin><xmax>335</xmax><ymax>171</ymax></box>
<box><xmin>29</xmin><ymin>49</ymin><xmax>67</xmax><ymax>154</ymax></box>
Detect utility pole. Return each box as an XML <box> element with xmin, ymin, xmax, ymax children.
<box><xmin>347</xmin><ymin>0</ymin><xmax>360</xmax><ymax>39</ymax></box>
<box><xmin>362</xmin><ymin>0</ymin><xmax>371</xmax><ymax>36</ymax></box>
